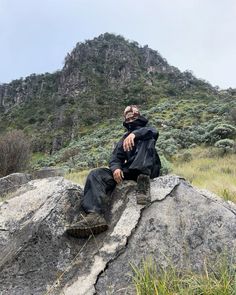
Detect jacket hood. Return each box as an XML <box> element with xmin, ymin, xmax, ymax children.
<box><xmin>123</xmin><ymin>115</ymin><xmax>148</xmax><ymax>131</ymax></box>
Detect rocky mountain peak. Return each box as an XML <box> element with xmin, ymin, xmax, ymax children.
<box><xmin>60</xmin><ymin>33</ymin><xmax>177</xmax><ymax>92</ymax></box>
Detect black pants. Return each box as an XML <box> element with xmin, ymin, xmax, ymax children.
<box><xmin>81</xmin><ymin>138</ymin><xmax>159</xmax><ymax>214</ymax></box>
<box><xmin>81</xmin><ymin>168</ymin><xmax>141</xmax><ymax>214</ymax></box>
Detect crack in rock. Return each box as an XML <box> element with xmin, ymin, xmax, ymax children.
<box><xmin>62</xmin><ymin>192</ymin><xmax>143</xmax><ymax>295</ymax></box>
<box><xmin>151</xmin><ymin>174</ymin><xmax>182</xmax><ymax>202</ymax></box>
<box><xmin>62</xmin><ymin>176</ymin><xmax>181</xmax><ymax>295</ymax></box>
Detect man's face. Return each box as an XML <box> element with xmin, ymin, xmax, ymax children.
<box><xmin>124</xmin><ymin>105</ymin><xmax>140</xmax><ymax>123</ymax></box>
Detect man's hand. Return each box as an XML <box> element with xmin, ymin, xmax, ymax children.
<box><xmin>113</xmin><ymin>169</ymin><xmax>124</xmax><ymax>184</ymax></box>
<box><xmin>123</xmin><ymin>133</ymin><xmax>135</xmax><ymax>152</ymax></box>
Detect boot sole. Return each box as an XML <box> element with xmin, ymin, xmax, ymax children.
<box><xmin>136</xmin><ymin>193</ymin><xmax>151</xmax><ymax>205</ymax></box>
<box><xmin>136</xmin><ymin>199</ymin><xmax>151</xmax><ymax>205</ymax></box>
<box><xmin>66</xmin><ymin>223</ymin><xmax>108</xmax><ymax>238</ymax></box>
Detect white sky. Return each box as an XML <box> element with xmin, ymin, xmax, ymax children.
<box><xmin>0</xmin><ymin>0</ymin><xmax>236</xmax><ymax>89</ymax></box>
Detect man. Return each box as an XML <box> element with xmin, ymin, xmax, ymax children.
<box><xmin>67</xmin><ymin>105</ymin><xmax>161</xmax><ymax>238</ymax></box>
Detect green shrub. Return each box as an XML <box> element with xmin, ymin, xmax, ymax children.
<box><xmin>159</xmin><ymin>155</ymin><xmax>172</xmax><ymax>175</ymax></box>
<box><xmin>207</xmin><ymin>124</ymin><xmax>236</xmax><ymax>144</ymax></box>
<box><xmin>158</xmin><ymin>137</ymin><xmax>178</xmax><ymax>157</ymax></box>
<box><xmin>230</xmin><ymin>108</ymin><xmax>236</xmax><ymax>124</ymax></box>
<box><xmin>215</xmin><ymin>139</ymin><xmax>235</xmax><ymax>154</ymax></box>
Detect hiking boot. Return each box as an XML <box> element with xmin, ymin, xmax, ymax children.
<box><xmin>136</xmin><ymin>174</ymin><xmax>151</xmax><ymax>205</ymax></box>
<box><xmin>66</xmin><ymin>212</ymin><xmax>108</xmax><ymax>238</ymax></box>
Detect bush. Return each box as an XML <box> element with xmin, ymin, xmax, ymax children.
<box><xmin>214</xmin><ymin>139</ymin><xmax>235</xmax><ymax>154</ymax></box>
<box><xmin>230</xmin><ymin>108</ymin><xmax>236</xmax><ymax>124</ymax></box>
<box><xmin>159</xmin><ymin>155</ymin><xmax>172</xmax><ymax>175</ymax></box>
<box><xmin>58</xmin><ymin>147</ymin><xmax>80</xmax><ymax>163</ymax></box>
<box><xmin>0</xmin><ymin>130</ymin><xmax>31</xmax><ymax>177</ymax></box>
<box><xmin>177</xmin><ymin>151</ymin><xmax>193</xmax><ymax>162</ymax></box>
<box><xmin>207</xmin><ymin>124</ymin><xmax>236</xmax><ymax>144</ymax></box>
<box><xmin>158</xmin><ymin>137</ymin><xmax>178</xmax><ymax>157</ymax></box>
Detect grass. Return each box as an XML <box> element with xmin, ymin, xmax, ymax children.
<box><xmin>172</xmin><ymin>147</ymin><xmax>236</xmax><ymax>203</ymax></box>
<box><xmin>131</xmin><ymin>256</ymin><xmax>236</xmax><ymax>295</ymax></box>
<box><xmin>64</xmin><ymin>169</ymin><xmax>90</xmax><ymax>186</ymax></box>
<box><xmin>30</xmin><ymin>152</ymin><xmax>46</xmax><ymax>161</ymax></box>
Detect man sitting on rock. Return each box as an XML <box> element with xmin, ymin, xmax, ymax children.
<box><xmin>66</xmin><ymin>105</ymin><xmax>161</xmax><ymax>238</ymax></box>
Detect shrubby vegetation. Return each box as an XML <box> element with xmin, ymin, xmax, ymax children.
<box><xmin>0</xmin><ymin>130</ymin><xmax>31</xmax><ymax>177</ymax></box>
<box><xmin>215</xmin><ymin>138</ymin><xmax>235</xmax><ymax>154</ymax></box>
<box><xmin>32</xmin><ymin>93</ymin><xmax>236</xmax><ymax>173</ymax></box>
<box><xmin>159</xmin><ymin>155</ymin><xmax>172</xmax><ymax>175</ymax></box>
<box><xmin>206</xmin><ymin>124</ymin><xmax>236</xmax><ymax>144</ymax></box>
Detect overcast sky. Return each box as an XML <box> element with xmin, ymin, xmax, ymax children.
<box><xmin>0</xmin><ymin>0</ymin><xmax>236</xmax><ymax>89</ymax></box>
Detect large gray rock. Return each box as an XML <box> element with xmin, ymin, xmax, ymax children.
<box><xmin>96</xmin><ymin>178</ymin><xmax>236</xmax><ymax>294</ymax></box>
<box><xmin>0</xmin><ymin>175</ymin><xmax>235</xmax><ymax>295</ymax></box>
<box><xmin>0</xmin><ymin>173</ymin><xmax>31</xmax><ymax>199</ymax></box>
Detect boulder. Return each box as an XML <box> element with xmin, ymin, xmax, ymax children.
<box><xmin>0</xmin><ymin>173</ymin><xmax>31</xmax><ymax>198</ymax></box>
<box><xmin>0</xmin><ymin>175</ymin><xmax>235</xmax><ymax>295</ymax></box>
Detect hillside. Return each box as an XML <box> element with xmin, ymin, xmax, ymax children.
<box><xmin>0</xmin><ymin>33</ymin><xmax>235</xmax><ymax>170</ymax></box>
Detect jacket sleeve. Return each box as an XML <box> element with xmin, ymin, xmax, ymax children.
<box><xmin>109</xmin><ymin>139</ymin><xmax>127</xmax><ymax>173</ymax></box>
<box><xmin>132</xmin><ymin>127</ymin><xmax>159</xmax><ymax>141</ymax></box>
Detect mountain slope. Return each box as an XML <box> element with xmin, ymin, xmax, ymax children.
<box><xmin>0</xmin><ymin>33</ymin><xmax>235</xmax><ymax>166</ymax></box>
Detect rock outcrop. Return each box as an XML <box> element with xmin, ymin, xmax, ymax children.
<box><xmin>0</xmin><ymin>175</ymin><xmax>235</xmax><ymax>295</ymax></box>
<box><xmin>0</xmin><ymin>173</ymin><xmax>32</xmax><ymax>199</ymax></box>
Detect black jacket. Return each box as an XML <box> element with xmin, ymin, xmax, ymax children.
<box><xmin>109</xmin><ymin>116</ymin><xmax>161</xmax><ymax>179</ymax></box>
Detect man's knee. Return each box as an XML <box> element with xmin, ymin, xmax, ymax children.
<box><xmin>87</xmin><ymin>167</ymin><xmax>113</xmax><ymax>181</ymax></box>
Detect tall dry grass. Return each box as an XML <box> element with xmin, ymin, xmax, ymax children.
<box><xmin>173</xmin><ymin>148</ymin><xmax>236</xmax><ymax>203</ymax></box>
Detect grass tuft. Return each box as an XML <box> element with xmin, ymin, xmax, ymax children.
<box><xmin>131</xmin><ymin>256</ymin><xmax>236</xmax><ymax>295</ymax></box>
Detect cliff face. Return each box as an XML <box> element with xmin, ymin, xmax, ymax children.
<box><xmin>0</xmin><ymin>73</ymin><xmax>59</xmax><ymax>112</ymax></box>
<box><xmin>0</xmin><ymin>33</ymin><xmax>225</xmax><ymax>152</ymax></box>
